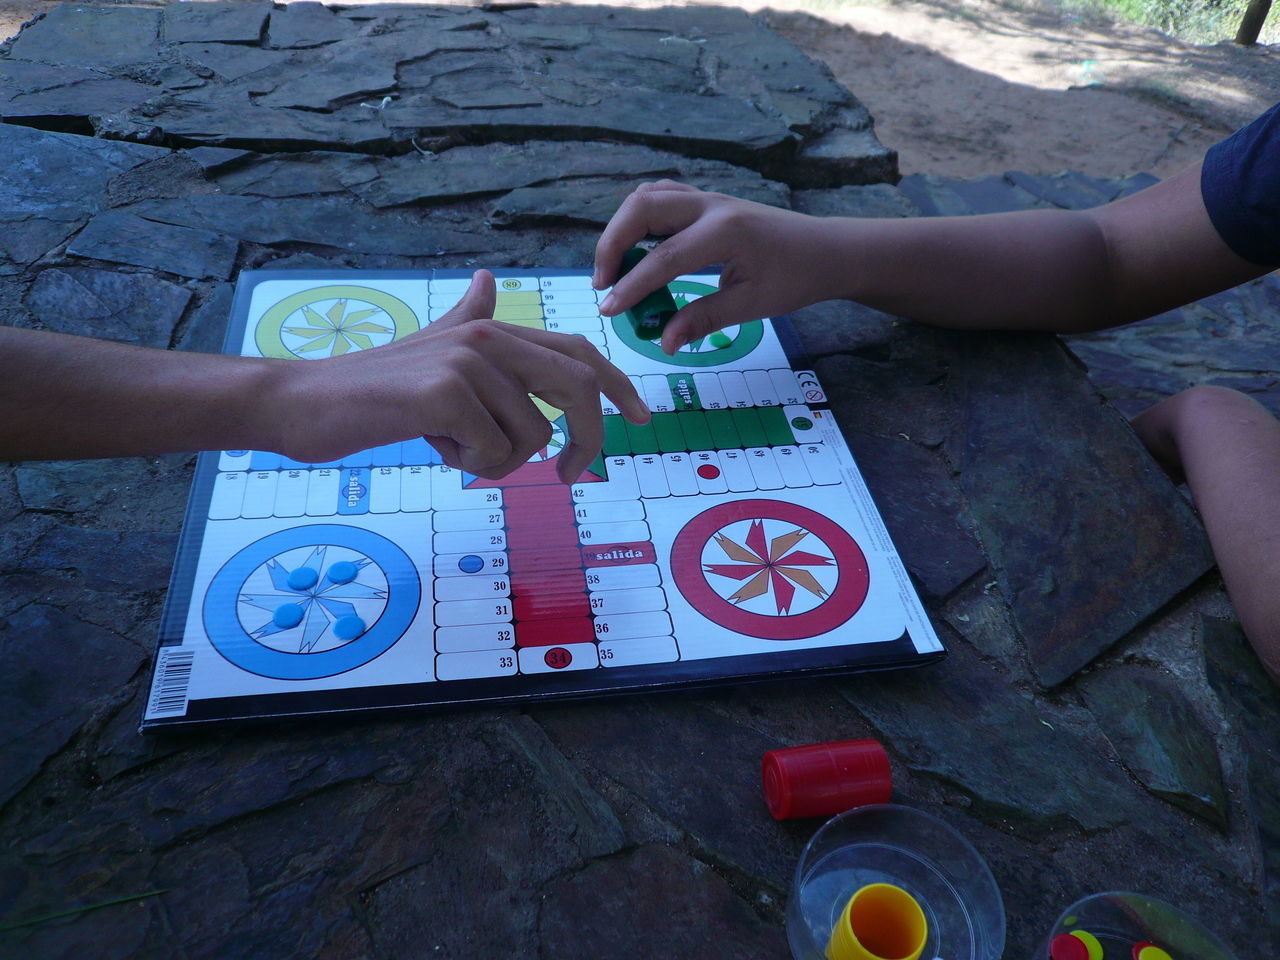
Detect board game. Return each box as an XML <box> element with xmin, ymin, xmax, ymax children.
<box><xmin>142</xmin><ymin>269</ymin><xmax>944</xmax><ymax>729</ymax></box>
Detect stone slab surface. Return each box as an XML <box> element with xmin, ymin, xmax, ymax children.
<box><xmin>942</xmin><ymin>332</ymin><xmax>1213</xmax><ymax>687</ymax></box>
<box><xmin>163</xmin><ymin>1</ymin><xmax>272</xmax><ymax>44</ymax></box>
<box><xmin>24</xmin><ymin>266</ymin><xmax>192</xmax><ymax>345</ymax></box>
<box><xmin>1</xmin><ymin>2</ymin><xmax>895</xmax><ymax>188</ymax></box>
<box><xmin>68</xmin><ymin>211</ymin><xmax>238</xmax><ymax>280</ymax></box>
<box><xmin>0</xmin><ymin>5</ymin><xmax>1275</xmax><ymax>960</ymax></box>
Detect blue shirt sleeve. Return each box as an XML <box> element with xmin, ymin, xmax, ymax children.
<box><xmin>1201</xmin><ymin>101</ymin><xmax>1280</xmax><ymax>266</ymax></box>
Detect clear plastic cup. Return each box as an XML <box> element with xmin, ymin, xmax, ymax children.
<box><xmin>786</xmin><ymin>804</ymin><xmax>1006</xmax><ymax>960</ymax></box>
<box><xmin>1032</xmin><ymin>892</ymin><xmax>1240</xmax><ymax>960</ymax></box>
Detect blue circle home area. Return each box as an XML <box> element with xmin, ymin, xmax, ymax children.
<box><xmin>203</xmin><ymin>525</ymin><xmax>420</xmax><ymax>680</ymax></box>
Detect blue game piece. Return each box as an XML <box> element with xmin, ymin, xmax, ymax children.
<box><xmin>327</xmin><ymin>560</ymin><xmax>359</xmax><ymax>584</ymax></box>
<box><xmin>458</xmin><ymin>555</ymin><xmax>484</xmax><ymax>574</ymax></box>
<box><xmin>287</xmin><ymin>566</ymin><xmax>319</xmax><ymax>591</ymax></box>
<box><xmin>273</xmin><ymin>603</ymin><xmax>305</xmax><ymax>629</ymax></box>
<box><xmin>332</xmin><ymin>615</ymin><xmax>366</xmax><ymax>641</ymax></box>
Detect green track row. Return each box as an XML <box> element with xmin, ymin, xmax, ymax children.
<box><xmin>603</xmin><ymin>407</ymin><xmax>798</xmax><ymax>456</ymax></box>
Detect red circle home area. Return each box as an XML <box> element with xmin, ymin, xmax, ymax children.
<box><xmin>669</xmin><ymin>499</ymin><xmax>869</xmax><ymax>640</ymax></box>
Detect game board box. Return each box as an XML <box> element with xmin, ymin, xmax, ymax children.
<box><xmin>142</xmin><ymin>269</ymin><xmax>944</xmax><ymax>729</ymax></box>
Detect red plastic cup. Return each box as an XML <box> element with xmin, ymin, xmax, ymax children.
<box><xmin>762</xmin><ymin>739</ymin><xmax>892</xmax><ymax>820</ymax></box>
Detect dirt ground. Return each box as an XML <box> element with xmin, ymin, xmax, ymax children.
<box><xmin>4</xmin><ymin>0</ymin><xmax>1280</xmax><ymax>178</ymax></box>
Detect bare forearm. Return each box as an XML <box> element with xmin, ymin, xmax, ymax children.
<box><xmin>598</xmin><ymin>168</ymin><xmax>1263</xmax><ymax>350</ymax></box>
<box><xmin>825</xmin><ymin>167</ymin><xmax>1263</xmax><ymax>333</ymax></box>
<box><xmin>0</xmin><ymin>327</ymin><xmax>280</xmax><ymax>460</ymax></box>
<box><xmin>1132</xmin><ymin>387</ymin><xmax>1280</xmax><ymax>682</ymax></box>
<box><xmin>822</xmin><ymin>208</ymin><xmax>1116</xmax><ymax>331</ymax></box>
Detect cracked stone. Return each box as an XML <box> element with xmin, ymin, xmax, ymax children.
<box><xmin>68</xmin><ymin>210</ymin><xmax>238</xmax><ymax>280</ymax></box>
<box><xmin>350</xmin><ymin>141</ymin><xmax>684</xmax><ymax>208</ymax></box>
<box><xmin>0</xmin><ymin>59</ymin><xmax>102</xmax><ymax>99</ymax></box>
<box><xmin>942</xmin><ymin>332</ymin><xmax>1215</xmax><ymax>686</ymax></box>
<box><xmin>0</xmin><ymin>77</ymin><xmax>157</xmax><ymax>121</ymax></box>
<box><xmin>840</xmin><ymin>632</ymin><xmax>1138</xmax><ymax>831</ymax></box>
<box><xmin>539</xmin><ymin>844</ymin><xmax>788</xmax><ymax>960</ymax></box>
<box><xmin>0</xmin><ymin>124</ymin><xmax>167</xmax><ymax>271</ymax></box>
<box><xmin>1203</xmin><ymin>616</ymin><xmax>1280</xmax><ymax>932</ymax></box>
<box><xmin>15</xmin><ymin>461</ymin><xmax>113</xmax><ymax>513</ymax></box>
<box><xmin>118</xmin><ymin>95</ymin><xmax>393</xmax><ymax>151</ymax></box>
<box><xmin>813</xmin><ymin>349</ymin><xmax>951</xmax><ymax>449</ymax></box>
<box><xmin>534</xmin><ymin>698</ymin><xmax>799</xmax><ymax>885</ymax></box>
<box><xmin>25</xmin><ymin>266</ymin><xmax>192</xmax><ymax>347</ymax></box>
<box><xmin>489</xmin><ymin>162</ymin><xmax>787</xmax><ymax>229</ymax></box>
<box><xmin>178</xmin><ymin>42</ymin><xmax>290</xmax><ymax>82</ymax></box>
<box><xmin>183</xmin><ymin>146</ymin><xmax>254</xmax><ymax>173</ymax></box>
<box><xmin>176</xmin><ymin>285</ymin><xmax>234</xmax><ymax>354</ymax></box>
<box><xmin>7</xmin><ymin>4</ymin><xmax>895</xmax><ymax>188</ymax></box>
<box><xmin>383</xmin><ymin>92</ymin><xmax>796</xmax><ymax>171</ymax></box>
<box><xmin>1080</xmin><ymin>661</ymin><xmax>1228</xmax><ymax>828</ymax></box>
<box><xmin>164</xmin><ymin>1</ymin><xmax>271</xmax><ymax>43</ymax></box>
<box><xmin>267</xmin><ymin>1</ymin><xmax>351</xmax><ymax>49</ymax></box>
<box><xmin>21</xmin><ymin>524</ymin><xmax>179</xmax><ymax>593</ymax></box>
<box><xmin>254</xmin><ymin>39</ymin><xmax>399</xmax><ymax>109</ymax></box>
<box><xmin>214</xmin><ymin>152</ymin><xmax>377</xmax><ymax>198</ymax></box>
<box><xmin>0</xmin><ymin>604</ymin><xmax>145</xmax><ymax>807</ymax></box>
<box><xmin>842</xmin><ymin>431</ymin><xmax>987</xmax><ymax>602</ymax></box>
<box><xmin>788</xmin><ymin>298</ymin><xmax>902</xmax><ymax>360</ymax></box>
<box><xmin>6</xmin><ymin>4</ymin><xmax>164</xmax><ymax>70</ymax></box>
<box><xmin>123</xmin><ymin>195</ymin><xmax>486</xmax><ymax>257</ymax></box>
<box><xmin>793</xmin><ymin>124</ymin><xmax>899</xmax><ymax>188</ymax></box>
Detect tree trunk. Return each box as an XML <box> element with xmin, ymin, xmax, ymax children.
<box><xmin>1236</xmin><ymin>0</ymin><xmax>1272</xmax><ymax>45</ymax></box>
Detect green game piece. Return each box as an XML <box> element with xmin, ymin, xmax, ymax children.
<box><xmin>624</xmin><ymin>417</ymin><xmax>660</xmax><ymax>455</ymax></box>
<box><xmin>709</xmin><ymin>331</ymin><xmax>733</xmax><ymax>349</ymax></box>
<box><xmin>758</xmin><ymin>406</ymin><xmax>795</xmax><ymax>446</ymax></box>
<box><xmin>651</xmin><ymin>412</ymin><xmax>687</xmax><ymax>452</ymax></box>
<box><xmin>676</xmin><ymin>411</ymin><xmax>714</xmax><ymax>451</ymax></box>
<box><xmin>791</xmin><ymin>416</ymin><xmax>814</xmax><ymax>431</ymax></box>
<box><xmin>730</xmin><ymin>406</ymin><xmax>769</xmax><ymax>447</ymax></box>
<box><xmin>667</xmin><ymin>373</ymin><xmax>700</xmax><ymax>411</ymax></box>
<box><xmin>602</xmin><ymin>415</ymin><xmax>631</xmax><ymax>456</ymax></box>
<box><xmin>704</xmin><ymin>409</ymin><xmax>741</xmax><ymax>449</ymax></box>
<box><xmin>617</xmin><ymin>247</ymin><xmax>678</xmax><ymax>341</ymax></box>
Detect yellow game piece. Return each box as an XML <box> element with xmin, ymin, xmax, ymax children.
<box><xmin>1068</xmin><ymin>930</ymin><xmax>1104</xmax><ymax>960</ymax></box>
<box><xmin>826</xmin><ymin>883</ymin><xmax>928</xmax><ymax>960</ymax></box>
<box><xmin>1136</xmin><ymin>947</ymin><xmax>1173</xmax><ymax>960</ymax></box>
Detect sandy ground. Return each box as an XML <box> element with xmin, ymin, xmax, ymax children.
<box><xmin>3</xmin><ymin>0</ymin><xmax>1280</xmax><ymax>177</ymax></box>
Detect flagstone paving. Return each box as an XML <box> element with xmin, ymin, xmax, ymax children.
<box><xmin>1</xmin><ymin>4</ymin><xmax>1275</xmax><ymax>959</ymax></box>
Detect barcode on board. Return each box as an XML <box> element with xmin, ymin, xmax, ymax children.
<box><xmin>146</xmin><ymin>648</ymin><xmax>195</xmax><ymax>719</ymax></box>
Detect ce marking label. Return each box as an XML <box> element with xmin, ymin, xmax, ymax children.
<box><xmin>795</xmin><ymin>370</ymin><xmax>826</xmax><ymax>403</ymax></box>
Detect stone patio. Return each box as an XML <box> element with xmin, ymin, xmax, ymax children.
<box><xmin>1</xmin><ymin>4</ymin><xmax>1276</xmax><ymax>958</ymax></box>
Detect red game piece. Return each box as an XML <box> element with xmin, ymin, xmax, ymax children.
<box><xmin>761</xmin><ymin>739</ymin><xmax>891</xmax><ymax>820</ymax></box>
<box><xmin>1050</xmin><ymin>933</ymin><xmax>1091</xmax><ymax>960</ymax></box>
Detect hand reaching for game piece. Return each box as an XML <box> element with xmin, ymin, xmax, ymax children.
<box><xmin>0</xmin><ymin>270</ymin><xmax>649</xmax><ymax>483</ymax></box>
<box><xmin>594</xmin><ymin>181</ymin><xmax>843</xmax><ymax>355</ymax></box>
<box><xmin>267</xmin><ymin>270</ymin><xmax>649</xmax><ymax>483</ymax></box>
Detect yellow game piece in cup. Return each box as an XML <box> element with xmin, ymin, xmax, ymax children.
<box><xmin>826</xmin><ymin>883</ymin><xmax>928</xmax><ymax>960</ymax></box>
<box><xmin>1069</xmin><ymin>929</ymin><xmax>1104</xmax><ymax>960</ymax></box>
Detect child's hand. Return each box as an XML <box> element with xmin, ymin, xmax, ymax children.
<box><xmin>594</xmin><ymin>181</ymin><xmax>838</xmax><ymax>355</ymax></box>
<box><xmin>267</xmin><ymin>270</ymin><xmax>649</xmax><ymax>483</ymax></box>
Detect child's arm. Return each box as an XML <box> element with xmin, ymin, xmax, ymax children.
<box><xmin>0</xmin><ymin>271</ymin><xmax>649</xmax><ymax>483</ymax></box>
<box><xmin>594</xmin><ymin>168</ymin><xmax>1265</xmax><ymax>355</ymax></box>
<box><xmin>1131</xmin><ymin>387</ymin><xmax>1280</xmax><ymax>683</ymax></box>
